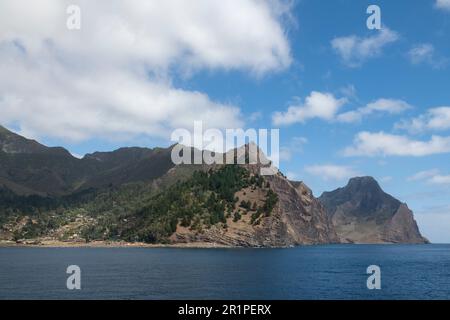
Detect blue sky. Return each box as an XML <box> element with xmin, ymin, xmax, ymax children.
<box><xmin>1</xmin><ymin>0</ymin><xmax>449</xmax><ymax>242</ymax></box>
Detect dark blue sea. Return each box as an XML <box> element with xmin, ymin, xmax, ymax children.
<box><xmin>0</xmin><ymin>244</ymin><xmax>449</xmax><ymax>300</ymax></box>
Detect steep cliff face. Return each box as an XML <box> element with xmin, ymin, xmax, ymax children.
<box><xmin>169</xmin><ymin>146</ymin><xmax>338</xmax><ymax>247</ymax></box>
<box><xmin>319</xmin><ymin>177</ymin><xmax>428</xmax><ymax>244</ymax></box>
<box><xmin>383</xmin><ymin>204</ymin><xmax>428</xmax><ymax>244</ymax></box>
<box><xmin>170</xmin><ymin>171</ymin><xmax>338</xmax><ymax>247</ymax></box>
<box><xmin>268</xmin><ymin>178</ymin><xmax>338</xmax><ymax>245</ymax></box>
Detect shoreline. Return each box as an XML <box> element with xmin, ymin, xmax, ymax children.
<box><xmin>0</xmin><ymin>240</ymin><xmax>433</xmax><ymax>248</ymax></box>
<box><xmin>0</xmin><ymin>240</ymin><xmax>239</xmax><ymax>249</ymax></box>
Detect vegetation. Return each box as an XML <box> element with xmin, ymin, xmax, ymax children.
<box><xmin>1</xmin><ymin>165</ymin><xmax>278</xmax><ymax>243</ymax></box>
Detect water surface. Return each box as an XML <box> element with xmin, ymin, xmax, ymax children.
<box><xmin>0</xmin><ymin>244</ymin><xmax>449</xmax><ymax>299</ymax></box>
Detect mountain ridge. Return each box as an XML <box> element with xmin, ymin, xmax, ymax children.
<box><xmin>0</xmin><ymin>126</ymin><xmax>177</xmax><ymax>196</ymax></box>
<box><xmin>0</xmin><ymin>126</ymin><xmax>427</xmax><ymax>246</ymax></box>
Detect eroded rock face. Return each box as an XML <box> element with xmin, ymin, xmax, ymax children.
<box><xmin>170</xmin><ymin>163</ymin><xmax>338</xmax><ymax>247</ymax></box>
<box><xmin>319</xmin><ymin>177</ymin><xmax>428</xmax><ymax>244</ymax></box>
<box><xmin>383</xmin><ymin>204</ymin><xmax>429</xmax><ymax>244</ymax></box>
<box><xmin>267</xmin><ymin>177</ymin><xmax>338</xmax><ymax>245</ymax></box>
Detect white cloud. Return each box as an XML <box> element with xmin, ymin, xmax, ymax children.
<box><xmin>285</xmin><ymin>171</ymin><xmax>298</xmax><ymax>181</ymax></box>
<box><xmin>272</xmin><ymin>91</ymin><xmax>346</xmax><ymax>126</ymax></box>
<box><xmin>273</xmin><ymin>91</ymin><xmax>409</xmax><ymax>126</ymax></box>
<box><xmin>408</xmin><ymin>169</ymin><xmax>440</xmax><ymax>181</ymax></box>
<box><xmin>408</xmin><ymin>44</ymin><xmax>434</xmax><ymax>64</ymax></box>
<box><xmin>429</xmin><ymin>174</ymin><xmax>450</xmax><ymax>185</ymax></box>
<box><xmin>279</xmin><ymin>147</ymin><xmax>293</xmax><ymax>161</ymax></box>
<box><xmin>291</xmin><ymin>136</ymin><xmax>308</xmax><ymax>146</ymax></box>
<box><xmin>1</xmin><ymin>70</ymin><xmax>244</xmax><ymax>141</ymax></box>
<box><xmin>248</xmin><ymin>112</ymin><xmax>263</xmax><ymax>122</ymax></box>
<box><xmin>0</xmin><ymin>0</ymin><xmax>292</xmax><ymax>142</ymax></box>
<box><xmin>279</xmin><ymin>136</ymin><xmax>308</xmax><ymax>161</ymax></box>
<box><xmin>395</xmin><ymin>107</ymin><xmax>450</xmax><ymax>134</ymax></box>
<box><xmin>408</xmin><ymin>169</ymin><xmax>450</xmax><ymax>185</ymax></box>
<box><xmin>331</xmin><ymin>28</ymin><xmax>399</xmax><ymax>67</ymax></box>
<box><xmin>408</xmin><ymin>43</ymin><xmax>448</xmax><ymax>68</ymax></box>
<box><xmin>337</xmin><ymin>98</ymin><xmax>411</xmax><ymax>123</ymax></box>
<box><xmin>304</xmin><ymin>164</ymin><xmax>359</xmax><ymax>181</ymax></box>
<box><xmin>436</xmin><ymin>0</ymin><xmax>450</xmax><ymax>11</ymax></box>
<box><xmin>339</xmin><ymin>84</ymin><xmax>358</xmax><ymax>101</ymax></box>
<box><xmin>343</xmin><ymin>131</ymin><xmax>450</xmax><ymax>157</ymax></box>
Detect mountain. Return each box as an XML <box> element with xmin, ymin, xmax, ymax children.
<box><xmin>0</xmin><ymin>127</ymin><xmax>426</xmax><ymax>246</ymax></box>
<box><xmin>80</xmin><ymin>147</ymin><xmax>175</xmax><ymax>190</ymax></box>
<box><xmin>166</xmin><ymin>163</ymin><xmax>338</xmax><ymax>246</ymax></box>
<box><xmin>319</xmin><ymin>177</ymin><xmax>428</xmax><ymax>244</ymax></box>
<box><xmin>0</xmin><ymin>128</ymin><xmax>337</xmax><ymax>246</ymax></box>
<box><xmin>0</xmin><ymin>125</ymin><xmax>175</xmax><ymax>196</ymax></box>
<box><xmin>0</xmin><ymin>125</ymin><xmax>85</xmax><ymax>195</ymax></box>
<box><xmin>0</xmin><ymin>125</ymin><xmax>58</xmax><ymax>154</ymax></box>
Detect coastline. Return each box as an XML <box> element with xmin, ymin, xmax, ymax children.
<box><xmin>0</xmin><ymin>240</ymin><xmax>432</xmax><ymax>248</ymax></box>
<box><xmin>0</xmin><ymin>240</ymin><xmax>238</xmax><ymax>249</ymax></box>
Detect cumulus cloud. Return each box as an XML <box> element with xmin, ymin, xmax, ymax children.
<box><xmin>304</xmin><ymin>164</ymin><xmax>359</xmax><ymax>181</ymax></box>
<box><xmin>395</xmin><ymin>107</ymin><xmax>450</xmax><ymax>134</ymax></box>
<box><xmin>273</xmin><ymin>91</ymin><xmax>410</xmax><ymax>126</ymax></box>
<box><xmin>337</xmin><ymin>98</ymin><xmax>411</xmax><ymax>123</ymax></box>
<box><xmin>343</xmin><ymin>131</ymin><xmax>450</xmax><ymax>157</ymax></box>
<box><xmin>331</xmin><ymin>28</ymin><xmax>399</xmax><ymax>67</ymax></box>
<box><xmin>408</xmin><ymin>169</ymin><xmax>450</xmax><ymax>185</ymax></box>
<box><xmin>0</xmin><ymin>0</ymin><xmax>292</xmax><ymax>141</ymax></box>
<box><xmin>272</xmin><ymin>91</ymin><xmax>346</xmax><ymax>126</ymax></box>
<box><xmin>436</xmin><ymin>0</ymin><xmax>450</xmax><ymax>11</ymax></box>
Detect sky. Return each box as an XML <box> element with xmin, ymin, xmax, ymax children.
<box><xmin>0</xmin><ymin>0</ymin><xmax>449</xmax><ymax>242</ymax></box>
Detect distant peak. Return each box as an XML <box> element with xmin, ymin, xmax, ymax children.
<box><xmin>348</xmin><ymin>176</ymin><xmax>377</xmax><ymax>184</ymax></box>
<box><xmin>346</xmin><ymin>176</ymin><xmax>382</xmax><ymax>192</ymax></box>
<box><xmin>0</xmin><ymin>124</ymin><xmax>73</xmax><ymax>156</ymax></box>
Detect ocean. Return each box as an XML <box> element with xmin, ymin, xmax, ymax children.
<box><xmin>0</xmin><ymin>244</ymin><xmax>449</xmax><ymax>299</ymax></box>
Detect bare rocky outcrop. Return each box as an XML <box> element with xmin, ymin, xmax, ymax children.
<box><xmin>319</xmin><ymin>176</ymin><xmax>428</xmax><ymax>244</ymax></box>
<box><xmin>383</xmin><ymin>204</ymin><xmax>429</xmax><ymax>244</ymax></box>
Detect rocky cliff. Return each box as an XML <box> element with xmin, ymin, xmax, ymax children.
<box><xmin>319</xmin><ymin>177</ymin><xmax>428</xmax><ymax>244</ymax></box>
<box><xmin>166</xmin><ymin>144</ymin><xmax>337</xmax><ymax>246</ymax></box>
<box><xmin>170</xmin><ymin>164</ymin><xmax>338</xmax><ymax>247</ymax></box>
